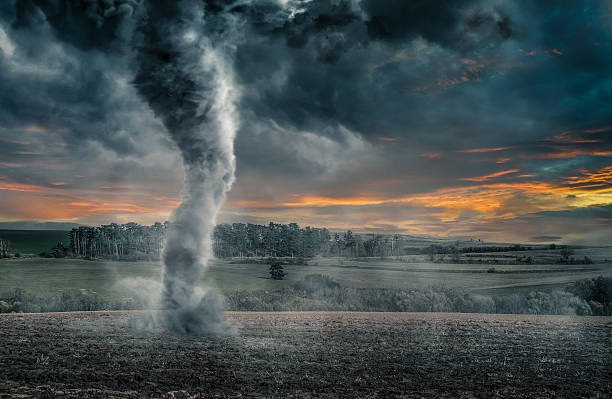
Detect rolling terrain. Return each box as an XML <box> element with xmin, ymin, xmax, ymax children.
<box><xmin>1</xmin><ymin>256</ymin><xmax>611</xmax><ymax>300</ymax></box>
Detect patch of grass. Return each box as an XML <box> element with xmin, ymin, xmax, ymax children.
<box><xmin>0</xmin><ymin>258</ymin><xmax>288</xmax><ymax>299</ymax></box>
<box><xmin>0</xmin><ymin>230</ymin><xmax>70</xmax><ymax>255</ymax></box>
<box><xmin>1</xmin><ymin>257</ymin><xmax>611</xmax><ymax>303</ymax></box>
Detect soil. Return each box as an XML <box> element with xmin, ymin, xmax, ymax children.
<box><xmin>0</xmin><ymin>311</ymin><xmax>611</xmax><ymax>398</ymax></box>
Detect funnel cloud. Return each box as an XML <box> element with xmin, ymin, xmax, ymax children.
<box><xmin>131</xmin><ymin>1</ymin><xmax>240</xmax><ymax>334</ymax></box>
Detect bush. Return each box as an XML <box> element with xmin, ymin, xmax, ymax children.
<box><xmin>226</xmin><ymin>275</ymin><xmax>594</xmax><ymax>315</ymax></box>
<box><xmin>0</xmin><ymin>289</ymin><xmax>145</xmax><ymax>313</ymax></box>
<box><xmin>2</xmin><ymin>275</ymin><xmax>607</xmax><ymax>316</ymax></box>
<box><xmin>566</xmin><ymin>276</ymin><xmax>612</xmax><ymax>315</ymax></box>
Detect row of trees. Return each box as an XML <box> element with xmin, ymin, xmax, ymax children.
<box><xmin>55</xmin><ymin>221</ymin><xmax>574</xmax><ymax>262</ymax></box>
<box><xmin>328</xmin><ymin>231</ymin><xmax>405</xmax><ymax>257</ymax></box>
<box><xmin>66</xmin><ymin>222</ymin><xmax>345</xmax><ymax>260</ymax></box>
<box><xmin>0</xmin><ymin>238</ymin><xmax>10</xmax><ymax>258</ymax></box>
<box><xmin>212</xmin><ymin>222</ymin><xmax>331</xmax><ymax>258</ymax></box>
<box><xmin>63</xmin><ymin>221</ymin><xmax>410</xmax><ymax>260</ymax></box>
<box><xmin>213</xmin><ymin>226</ymin><xmax>409</xmax><ymax>258</ymax></box>
<box><xmin>69</xmin><ymin>222</ymin><xmax>167</xmax><ymax>260</ymax></box>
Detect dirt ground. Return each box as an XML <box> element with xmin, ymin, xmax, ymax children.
<box><xmin>0</xmin><ymin>311</ymin><xmax>611</xmax><ymax>398</ymax></box>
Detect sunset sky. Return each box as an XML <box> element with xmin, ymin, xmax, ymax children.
<box><xmin>0</xmin><ymin>1</ymin><xmax>611</xmax><ymax>244</ymax></box>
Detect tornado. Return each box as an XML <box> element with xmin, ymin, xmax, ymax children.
<box><xmin>132</xmin><ymin>1</ymin><xmax>239</xmax><ymax>334</ymax></box>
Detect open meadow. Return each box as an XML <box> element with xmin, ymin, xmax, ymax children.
<box><xmin>1</xmin><ymin>254</ymin><xmax>611</xmax><ymax>301</ymax></box>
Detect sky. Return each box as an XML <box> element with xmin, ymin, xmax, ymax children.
<box><xmin>0</xmin><ymin>0</ymin><xmax>611</xmax><ymax>244</ymax></box>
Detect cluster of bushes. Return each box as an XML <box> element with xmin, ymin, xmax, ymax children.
<box><xmin>566</xmin><ymin>276</ymin><xmax>612</xmax><ymax>315</ymax></box>
<box><xmin>225</xmin><ymin>274</ymin><xmax>594</xmax><ymax>315</ymax></box>
<box><xmin>0</xmin><ymin>289</ymin><xmax>143</xmax><ymax>313</ymax></box>
<box><xmin>2</xmin><ymin>275</ymin><xmax>610</xmax><ymax>316</ymax></box>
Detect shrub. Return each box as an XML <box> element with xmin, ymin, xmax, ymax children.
<box><xmin>566</xmin><ymin>276</ymin><xmax>612</xmax><ymax>315</ymax></box>
<box><xmin>269</xmin><ymin>260</ymin><xmax>286</xmax><ymax>280</ymax></box>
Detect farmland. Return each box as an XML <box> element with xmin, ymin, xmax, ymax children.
<box><xmin>1</xmin><ymin>255</ymin><xmax>611</xmax><ymax>301</ymax></box>
<box><xmin>0</xmin><ymin>311</ymin><xmax>610</xmax><ymax>398</ymax></box>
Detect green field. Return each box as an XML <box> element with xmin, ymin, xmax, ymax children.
<box><xmin>1</xmin><ymin>256</ymin><xmax>611</xmax><ymax>301</ymax></box>
<box><xmin>0</xmin><ymin>230</ymin><xmax>70</xmax><ymax>255</ymax></box>
<box><xmin>0</xmin><ymin>258</ymin><xmax>289</xmax><ymax>300</ymax></box>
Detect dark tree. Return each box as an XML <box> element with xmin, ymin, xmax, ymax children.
<box><xmin>269</xmin><ymin>260</ymin><xmax>286</xmax><ymax>280</ymax></box>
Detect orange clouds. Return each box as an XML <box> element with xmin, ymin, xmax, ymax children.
<box><xmin>226</xmin><ymin>165</ymin><xmax>612</xmax><ymax>226</ymax></box>
<box><xmin>526</xmin><ymin>148</ymin><xmax>612</xmax><ymax>159</ymax></box>
<box><xmin>0</xmin><ymin>178</ymin><xmax>179</xmax><ymax>222</ymax></box>
<box><xmin>66</xmin><ymin>201</ymin><xmax>160</xmax><ymax>214</ymax></box>
<box><xmin>377</xmin><ymin>137</ymin><xmax>397</xmax><ymax>142</ymax></box>
<box><xmin>0</xmin><ymin>182</ymin><xmax>45</xmax><ymax>192</ymax></box>
<box><xmin>99</xmin><ymin>185</ymin><xmax>137</xmax><ymax>190</ymax></box>
<box><xmin>280</xmin><ymin>196</ymin><xmax>388</xmax><ymax>207</ymax></box>
<box><xmin>562</xmin><ymin>166</ymin><xmax>612</xmax><ymax>190</ymax></box>
<box><xmin>552</xmin><ymin>132</ymin><xmax>600</xmax><ymax>144</ymax></box>
<box><xmin>584</xmin><ymin>126</ymin><xmax>612</xmax><ymax>134</ymax></box>
<box><xmin>460</xmin><ymin>169</ymin><xmax>520</xmax><ymax>182</ymax></box>
<box><xmin>457</xmin><ymin>146</ymin><xmax>516</xmax><ymax>153</ymax></box>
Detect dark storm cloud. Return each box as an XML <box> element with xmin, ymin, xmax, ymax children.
<box><xmin>0</xmin><ymin>0</ymin><xmax>611</xmax><ymax>243</ymax></box>
<box><xmin>0</xmin><ymin>0</ymin><xmax>519</xmax><ymax>161</ymax></box>
<box><xmin>225</xmin><ymin>0</ymin><xmax>518</xmax><ymax>143</ymax></box>
<box><xmin>0</xmin><ymin>1</ymin><xmax>160</xmax><ymax>157</ymax></box>
<box><xmin>362</xmin><ymin>0</ymin><xmax>514</xmax><ymax>50</ymax></box>
<box><xmin>13</xmin><ymin>0</ymin><xmax>140</xmax><ymax>48</ymax></box>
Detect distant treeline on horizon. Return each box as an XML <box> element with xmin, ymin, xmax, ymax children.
<box><xmin>64</xmin><ymin>221</ymin><xmax>375</xmax><ymax>260</ymax></box>
<box><xmin>46</xmin><ymin>222</ymin><xmax>555</xmax><ymax>261</ymax></box>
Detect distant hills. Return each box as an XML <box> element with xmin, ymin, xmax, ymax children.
<box><xmin>0</xmin><ymin>221</ymin><xmax>80</xmax><ymax>230</ymax></box>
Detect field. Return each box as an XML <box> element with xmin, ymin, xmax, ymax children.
<box><xmin>1</xmin><ymin>256</ymin><xmax>611</xmax><ymax>301</ymax></box>
<box><xmin>0</xmin><ymin>311</ymin><xmax>610</xmax><ymax>398</ymax></box>
<box><xmin>0</xmin><ymin>230</ymin><xmax>70</xmax><ymax>255</ymax></box>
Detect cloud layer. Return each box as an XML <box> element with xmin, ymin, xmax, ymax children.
<box><xmin>0</xmin><ymin>0</ymin><xmax>611</xmax><ymax>243</ymax></box>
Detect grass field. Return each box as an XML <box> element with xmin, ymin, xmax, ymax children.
<box><xmin>0</xmin><ymin>258</ymin><xmax>290</xmax><ymax>300</ymax></box>
<box><xmin>0</xmin><ymin>230</ymin><xmax>70</xmax><ymax>255</ymax></box>
<box><xmin>1</xmin><ymin>256</ymin><xmax>611</xmax><ymax>300</ymax></box>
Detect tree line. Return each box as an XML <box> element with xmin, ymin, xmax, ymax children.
<box><xmin>213</xmin><ymin>222</ymin><xmax>331</xmax><ymax>258</ymax></box>
<box><xmin>0</xmin><ymin>238</ymin><xmax>10</xmax><ymax>258</ymax></box>
<box><xmin>67</xmin><ymin>222</ymin><xmax>167</xmax><ymax>260</ymax></box>
<box><xmin>41</xmin><ymin>221</ymin><xmax>575</xmax><ymax>262</ymax></box>
<box><xmin>61</xmin><ymin>222</ymin><xmax>414</xmax><ymax>260</ymax></box>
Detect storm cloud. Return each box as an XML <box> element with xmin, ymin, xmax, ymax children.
<box><xmin>0</xmin><ymin>0</ymin><xmax>611</xmax><ymax>244</ymax></box>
